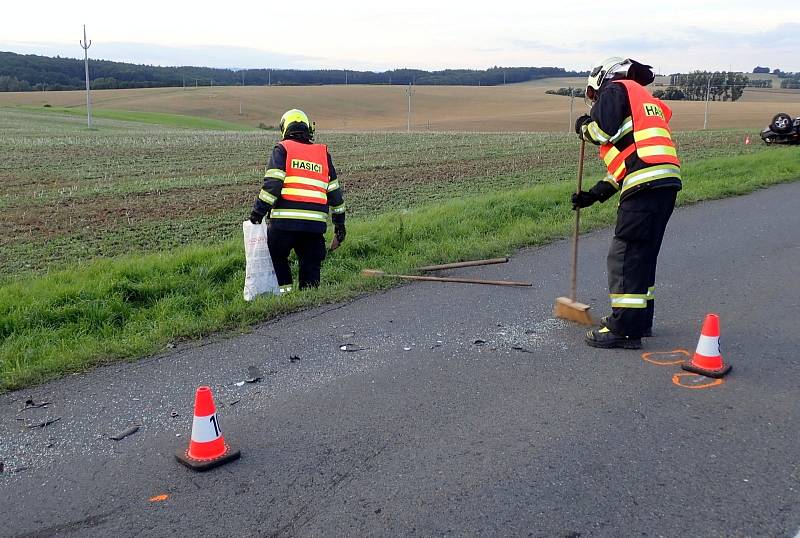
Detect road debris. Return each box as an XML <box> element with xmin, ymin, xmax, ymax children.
<box><xmin>149</xmin><ymin>494</ymin><xmax>170</xmax><ymax>502</ymax></box>
<box><xmin>170</xmin><ymin>411</ymin><xmax>180</xmax><ymax>418</ymax></box>
<box><xmin>339</xmin><ymin>345</ymin><xmax>368</xmax><ymax>352</ymax></box>
<box><xmin>109</xmin><ymin>425</ymin><xmax>140</xmax><ymax>441</ymax></box>
<box><xmin>0</xmin><ymin>461</ymin><xmax>3</xmax><ymax>473</ymax></box>
<box><xmin>473</xmin><ymin>339</ymin><xmax>486</xmax><ymax>345</ymax></box>
<box><xmin>25</xmin><ymin>417</ymin><xmax>61</xmax><ymax>429</ymax></box>
<box><xmin>289</xmin><ymin>355</ymin><xmax>301</xmax><ymax>363</ymax></box>
<box><xmin>21</xmin><ymin>398</ymin><xmax>50</xmax><ymax>411</ymax></box>
<box><xmin>512</xmin><ymin>345</ymin><xmax>533</xmax><ymax>353</ymax></box>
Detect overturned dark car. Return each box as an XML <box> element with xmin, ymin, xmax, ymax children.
<box><xmin>761</xmin><ymin>113</ymin><xmax>800</xmax><ymax>145</ymax></box>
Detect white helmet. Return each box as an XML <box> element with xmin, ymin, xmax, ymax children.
<box><xmin>586</xmin><ymin>56</ymin><xmax>631</xmax><ymax>94</ymax></box>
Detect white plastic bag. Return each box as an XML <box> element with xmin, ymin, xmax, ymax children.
<box><xmin>242</xmin><ymin>221</ymin><xmax>280</xmax><ymax>301</ymax></box>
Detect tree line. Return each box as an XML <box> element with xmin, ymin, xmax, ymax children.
<box><xmin>0</xmin><ymin>51</ymin><xmax>587</xmax><ymax>91</ymax></box>
<box><xmin>654</xmin><ymin>72</ymin><xmax>751</xmax><ymax>101</ymax></box>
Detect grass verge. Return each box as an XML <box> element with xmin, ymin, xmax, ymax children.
<box><xmin>2</xmin><ymin>147</ymin><xmax>799</xmax><ymax>390</ymax></box>
<box><xmin>19</xmin><ymin>105</ymin><xmax>256</xmax><ymax>131</ymax></box>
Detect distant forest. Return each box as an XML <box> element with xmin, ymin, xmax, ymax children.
<box><xmin>0</xmin><ymin>51</ymin><xmax>588</xmax><ymax>92</ymax></box>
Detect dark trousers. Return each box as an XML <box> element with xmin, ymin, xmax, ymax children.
<box><xmin>267</xmin><ymin>229</ymin><xmax>327</xmax><ymax>290</ymax></box>
<box><xmin>605</xmin><ymin>187</ymin><xmax>677</xmax><ymax>337</ymax></box>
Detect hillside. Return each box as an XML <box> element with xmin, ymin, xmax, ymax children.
<box><xmin>0</xmin><ymin>50</ymin><xmax>584</xmax><ymax>91</ymax></box>
<box><xmin>1</xmin><ymin>81</ymin><xmax>798</xmax><ymax>132</ymax></box>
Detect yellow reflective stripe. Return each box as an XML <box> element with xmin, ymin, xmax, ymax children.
<box><xmin>610</xmin><ymin>293</ymin><xmax>648</xmax><ymax>308</ymax></box>
<box><xmin>270</xmin><ymin>209</ymin><xmax>328</xmax><ymax>222</ymax></box>
<box><xmin>603</xmin><ymin>175</ymin><xmax>621</xmax><ymax>191</ymax></box>
<box><xmin>647</xmin><ymin>286</ymin><xmax>655</xmax><ymax>300</ymax></box>
<box><xmin>284</xmin><ymin>176</ymin><xmax>328</xmax><ymax>190</ymax></box>
<box><xmin>638</xmin><ymin>145</ymin><xmax>677</xmax><ymax>159</ymax></box>
<box><xmin>264</xmin><ymin>168</ymin><xmax>286</xmax><ymax>180</ymax></box>
<box><xmin>634</xmin><ymin>127</ymin><xmax>672</xmax><ymax>142</ymax></box>
<box><xmin>602</xmin><ymin>146</ymin><xmax>626</xmax><ymax>178</ymax></box>
<box><xmin>327</xmin><ymin>180</ymin><xmax>340</xmax><ymax>192</ymax></box>
<box><xmin>587</xmin><ymin>121</ymin><xmax>611</xmax><ymax>143</ymax></box>
<box><xmin>609</xmin><ymin>117</ymin><xmax>634</xmax><ymax>143</ymax></box>
<box><xmin>621</xmin><ymin>166</ymin><xmax>681</xmax><ymax>193</ymax></box>
<box><xmin>258</xmin><ymin>189</ymin><xmax>277</xmax><ymax>204</ymax></box>
<box><xmin>330</xmin><ymin>203</ymin><xmax>346</xmax><ymax>214</ymax></box>
<box><xmin>602</xmin><ymin>145</ymin><xmax>620</xmax><ymax>166</ymax></box>
<box><xmin>280</xmin><ymin>188</ymin><xmax>328</xmax><ymax>201</ymax></box>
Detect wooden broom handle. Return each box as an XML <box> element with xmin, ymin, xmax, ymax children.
<box><xmin>571</xmin><ymin>139</ymin><xmax>586</xmax><ymax>302</ymax></box>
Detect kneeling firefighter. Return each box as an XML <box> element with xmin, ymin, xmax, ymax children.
<box><xmin>573</xmin><ymin>57</ymin><xmax>682</xmax><ymax>349</ymax></box>
<box><xmin>249</xmin><ymin>109</ymin><xmax>346</xmax><ymax>293</ymax></box>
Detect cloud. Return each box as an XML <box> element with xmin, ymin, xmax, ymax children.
<box><xmin>503</xmin><ymin>23</ymin><xmax>800</xmax><ymax>72</ymax></box>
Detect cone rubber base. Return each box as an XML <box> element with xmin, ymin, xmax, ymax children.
<box><xmin>681</xmin><ymin>362</ymin><xmax>731</xmax><ymax>379</ymax></box>
<box><xmin>175</xmin><ymin>444</ymin><xmax>241</xmax><ymax>472</ymax></box>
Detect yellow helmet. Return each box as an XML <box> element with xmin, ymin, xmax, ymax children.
<box><xmin>279</xmin><ymin>109</ymin><xmax>315</xmax><ymax>139</ymax></box>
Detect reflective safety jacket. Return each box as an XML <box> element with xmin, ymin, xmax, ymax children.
<box><xmin>582</xmin><ymin>79</ymin><xmax>682</xmax><ymax>202</ymax></box>
<box><xmin>251</xmin><ymin>137</ymin><xmax>345</xmax><ymax>234</ymax></box>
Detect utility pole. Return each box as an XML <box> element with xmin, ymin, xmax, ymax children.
<box><xmin>268</xmin><ymin>70</ymin><xmax>271</xmax><ymax>86</ymax></box>
<box><xmin>703</xmin><ymin>73</ymin><xmax>712</xmax><ymax>130</ymax></box>
<box><xmin>569</xmin><ymin>87</ymin><xmax>575</xmax><ymax>133</ymax></box>
<box><xmin>345</xmin><ymin>70</ymin><xmax>348</xmax><ymax>85</ymax></box>
<box><xmin>242</xmin><ymin>71</ymin><xmax>245</xmax><ymax>86</ymax></box>
<box><xmin>79</xmin><ymin>25</ymin><xmax>92</xmax><ymax>128</ymax></box>
<box><xmin>405</xmin><ymin>82</ymin><xmax>415</xmax><ymax>133</ymax></box>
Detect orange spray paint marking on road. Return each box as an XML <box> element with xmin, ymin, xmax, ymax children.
<box><xmin>642</xmin><ymin>349</ymin><xmax>690</xmax><ymax>366</ymax></box>
<box><xmin>148</xmin><ymin>494</ymin><xmax>169</xmax><ymax>502</ymax></box>
<box><xmin>672</xmin><ymin>372</ymin><xmax>724</xmax><ymax>390</ymax></box>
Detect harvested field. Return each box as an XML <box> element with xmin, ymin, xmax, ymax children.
<box><xmin>1</xmin><ymin>79</ymin><xmax>798</xmax><ymax>132</ymax></box>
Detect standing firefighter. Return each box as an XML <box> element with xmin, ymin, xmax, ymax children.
<box><xmin>249</xmin><ymin>109</ymin><xmax>346</xmax><ymax>293</ymax></box>
<box><xmin>573</xmin><ymin>57</ymin><xmax>682</xmax><ymax>349</ymax></box>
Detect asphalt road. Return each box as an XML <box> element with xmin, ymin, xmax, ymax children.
<box><xmin>2</xmin><ymin>183</ymin><xmax>799</xmax><ymax>538</ymax></box>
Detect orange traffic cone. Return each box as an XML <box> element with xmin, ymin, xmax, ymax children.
<box><xmin>175</xmin><ymin>386</ymin><xmax>241</xmax><ymax>471</ymax></box>
<box><xmin>681</xmin><ymin>313</ymin><xmax>731</xmax><ymax>378</ymax></box>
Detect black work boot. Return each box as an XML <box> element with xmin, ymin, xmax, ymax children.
<box><xmin>600</xmin><ymin>315</ymin><xmax>653</xmax><ymax>338</ymax></box>
<box><xmin>585</xmin><ymin>327</ymin><xmax>642</xmax><ymax>349</ymax></box>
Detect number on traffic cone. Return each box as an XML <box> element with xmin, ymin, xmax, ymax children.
<box><xmin>175</xmin><ymin>386</ymin><xmax>241</xmax><ymax>471</ymax></box>
<box><xmin>681</xmin><ymin>313</ymin><xmax>731</xmax><ymax>378</ymax></box>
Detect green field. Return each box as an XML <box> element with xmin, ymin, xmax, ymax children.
<box><xmin>2</xmin><ymin>106</ymin><xmax>799</xmax><ymax>390</ymax></box>
<box><xmin>19</xmin><ymin>105</ymin><xmax>257</xmax><ymax>131</ymax></box>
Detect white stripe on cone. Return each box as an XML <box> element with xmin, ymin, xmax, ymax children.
<box><xmin>191</xmin><ymin>413</ymin><xmax>222</xmax><ymax>443</ymax></box>
<box><xmin>695</xmin><ymin>334</ymin><xmax>720</xmax><ymax>358</ymax></box>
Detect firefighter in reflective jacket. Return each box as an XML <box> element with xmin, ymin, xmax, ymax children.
<box><xmin>249</xmin><ymin>109</ymin><xmax>346</xmax><ymax>293</ymax></box>
<box><xmin>573</xmin><ymin>57</ymin><xmax>682</xmax><ymax>349</ymax></box>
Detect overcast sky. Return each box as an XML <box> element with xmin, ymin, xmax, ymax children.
<box><xmin>3</xmin><ymin>0</ymin><xmax>799</xmax><ymax>73</ymax></box>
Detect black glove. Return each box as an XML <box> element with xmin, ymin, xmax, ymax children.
<box><xmin>249</xmin><ymin>211</ymin><xmax>263</xmax><ymax>225</ymax></box>
<box><xmin>574</xmin><ymin>114</ymin><xmax>591</xmax><ymax>136</ymax></box>
<box><xmin>571</xmin><ymin>190</ymin><xmax>598</xmax><ymax>210</ymax></box>
<box><xmin>334</xmin><ymin>224</ymin><xmax>346</xmax><ymax>244</ymax></box>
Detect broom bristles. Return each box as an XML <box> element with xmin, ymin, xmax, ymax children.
<box><xmin>554</xmin><ymin>297</ymin><xmax>595</xmax><ymax>326</ymax></box>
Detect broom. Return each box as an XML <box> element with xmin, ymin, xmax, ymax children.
<box><xmin>554</xmin><ymin>139</ymin><xmax>595</xmax><ymax>326</ymax></box>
